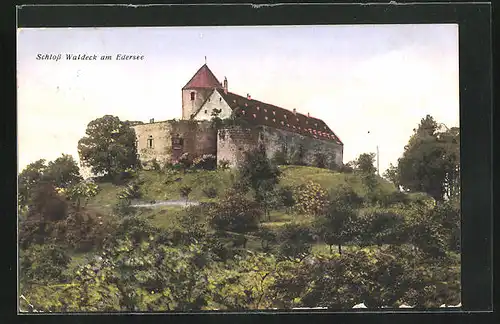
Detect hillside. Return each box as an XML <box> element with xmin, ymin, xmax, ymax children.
<box><xmin>87</xmin><ymin>165</ymin><xmax>398</xmax><ymax>210</ymax></box>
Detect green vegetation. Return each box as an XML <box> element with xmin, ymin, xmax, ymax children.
<box><xmin>18</xmin><ymin>114</ymin><xmax>461</xmax><ymax>312</ymax></box>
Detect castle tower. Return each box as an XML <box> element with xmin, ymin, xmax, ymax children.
<box><xmin>182</xmin><ymin>63</ymin><xmax>223</xmax><ymax>120</ymax></box>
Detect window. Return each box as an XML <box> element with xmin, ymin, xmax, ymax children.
<box><xmin>205</xmin><ymin>110</ymin><xmax>208</xmax><ymax>114</ymax></box>
<box><xmin>264</xmin><ymin>108</ymin><xmax>267</xmax><ymax>113</ymax></box>
<box><xmin>265</xmin><ymin>116</ymin><xmax>268</xmax><ymax>120</ymax></box>
<box><xmin>147</xmin><ymin>135</ymin><xmax>153</xmax><ymax>148</ymax></box>
<box><xmin>190</xmin><ymin>92</ymin><xmax>195</xmax><ymax>101</ymax></box>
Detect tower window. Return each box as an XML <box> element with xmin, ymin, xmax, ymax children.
<box><xmin>190</xmin><ymin>92</ymin><xmax>195</xmax><ymax>101</ymax></box>
<box><xmin>147</xmin><ymin>135</ymin><xmax>154</xmax><ymax>148</ymax></box>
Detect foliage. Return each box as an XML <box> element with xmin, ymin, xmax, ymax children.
<box><xmin>314</xmin><ymin>198</ymin><xmax>359</xmax><ymax>255</ymax></box>
<box><xmin>192</xmin><ymin>154</ymin><xmax>217</xmax><ymax>170</ymax></box>
<box><xmin>63</xmin><ymin>180</ymin><xmax>100</xmax><ymax>210</ymax></box>
<box><xmin>277</xmin><ymin>223</ymin><xmax>314</xmax><ymax>261</ymax></box>
<box><xmin>218</xmin><ymin>159</ymin><xmax>230</xmax><ymax>170</ymax></box>
<box><xmin>77</xmin><ymin>115</ymin><xmax>139</xmax><ymax>178</ymax></box>
<box><xmin>20</xmin><ymin>243</ymin><xmax>71</xmax><ymax>285</ymax></box>
<box><xmin>208</xmin><ymin>189</ymin><xmax>262</xmax><ymax>233</ymax></box>
<box><xmin>202</xmin><ymin>186</ymin><xmax>218</xmax><ymax>198</ymax></box>
<box><xmin>396</xmin><ymin>116</ymin><xmax>460</xmax><ymax>201</ymax></box>
<box><xmin>117</xmin><ymin>180</ymin><xmax>141</xmax><ymax>200</ymax></box>
<box><xmin>271</xmin><ymin>148</ymin><xmax>289</xmax><ymax>165</ymax></box>
<box><xmin>45</xmin><ymin>154</ymin><xmax>83</xmax><ymax>188</ymax></box>
<box><xmin>179</xmin><ymin>185</ymin><xmax>193</xmax><ymax>202</ymax></box>
<box><xmin>238</xmin><ymin>147</ymin><xmax>281</xmax><ymax>217</ymax></box>
<box><xmin>293</xmin><ymin>181</ymin><xmax>328</xmax><ymax>216</ymax></box>
<box><xmin>290</xmin><ymin>144</ymin><xmax>306</xmax><ymax>166</ymax></box>
<box><xmin>313</xmin><ymin>152</ymin><xmax>327</xmax><ymax>169</ymax></box>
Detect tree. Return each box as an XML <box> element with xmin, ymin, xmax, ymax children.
<box><xmin>277</xmin><ymin>223</ymin><xmax>313</xmax><ymax>261</ymax></box>
<box><xmin>315</xmin><ymin>202</ymin><xmax>359</xmax><ymax>255</ymax></box>
<box><xmin>383</xmin><ymin>163</ymin><xmax>400</xmax><ymax>189</ymax></box>
<box><xmin>396</xmin><ymin>115</ymin><xmax>460</xmax><ymax>201</ymax></box>
<box><xmin>45</xmin><ymin>154</ymin><xmax>83</xmax><ymax>189</ymax></box>
<box><xmin>64</xmin><ymin>180</ymin><xmax>100</xmax><ymax>211</ymax></box>
<box><xmin>208</xmin><ymin>189</ymin><xmax>262</xmax><ymax>234</ymax></box>
<box><xmin>77</xmin><ymin>115</ymin><xmax>138</xmax><ymax>179</ymax></box>
<box><xmin>239</xmin><ymin>147</ymin><xmax>281</xmax><ymax>220</ymax></box>
<box><xmin>179</xmin><ymin>185</ymin><xmax>192</xmax><ymax>204</ymax></box>
<box><xmin>18</xmin><ymin>159</ymin><xmax>48</xmax><ymax>208</ymax></box>
<box><xmin>354</xmin><ymin>153</ymin><xmax>377</xmax><ymax>175</ymax></box>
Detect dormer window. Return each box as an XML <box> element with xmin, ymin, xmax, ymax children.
<box><xmin>315</xmin><ymin>123</ymin><xmax>318</xmax><ymax>127</ymax></box>
<box><xmin>257</xmin><ymin>106</ymin><xmax>260</xmax><ymax>111</ymax></box>
<box><xmin>296</xmin><ymin>118</ymin><xmax>299</xmax><ymax>122</ymax></box>
<box><xmin>265</xmin><ymin>116</ymin><xmax>268</xmax><ymax>120</ymax></box>
<box><xmin>242</xmin><ymin>110</ymin><xmax>246</xmax><ymax>114</ymax></box>
<box><xmin>253</xmin><ymin>114</ymin><xmax>257</xmax><ymax>118</ymax></box>
<box><xmin>272</xmin><ymin>118</ymin><xmax>276</xmax><ymax>122</ymax></box>
<box><xmin>245</xmin><ymin>103</ymin><xmax>248</xmax><ymax>107</ymax></box>
<box><xmin>190</xmin><ymin>92</ymin><xmax>195</xmax><ymax>101</ymax></box>
<box><xmin>281</xmin><ymin>121</ymin><xmax>285</xmax><ymax>125</ymax></box>
<box><xmin>273</xmin><ymin>111</ymin><xmax>276</xmax><ymax>115</ymax></box>
<box><xmin>306</xmin><ymin>121</ymin><xmax>309</xmax><ymax>124</ymax></box>
<box><xmin>284</xmin><ymin>115</ymin><xmax>287</xmax><ymax>119</ymax></box>
<box><xmin>264</xmin><ymin>108</ymin><xmax>267</xmax><ymax>113</ymax></box>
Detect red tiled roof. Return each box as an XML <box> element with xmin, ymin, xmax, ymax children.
<box><xmin>182</xmin><ymin>64</ymin><xmax>223</xmax><ymax>90</ymax></box>
<box><xmin>216</xmin><ymin>89</ymin><xmax>343</xmax><ymax>145</ymax></box>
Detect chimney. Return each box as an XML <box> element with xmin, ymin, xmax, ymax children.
<box><xmin>247</xmin><ymin>93</ymin><xmax>251</xmax><ymax>100</ymax></box>
<box><xmin>223</xmin><ymin>77</ymin><xmax>228</xmax><ymax>94</ymax></box>
<box><xmin>307</xmin><ymin>112</ymin><xmax>310</xmax><ymax>118</ymax></box>
<box><xmin>150</xmin><ymin>118</ymin><xmax>154</xmax><ymax>123</ymax></box>
<box><xmin>293</xmin><ymin>108</ymin><xmax>297</xmax><ymax>115</ymax></box>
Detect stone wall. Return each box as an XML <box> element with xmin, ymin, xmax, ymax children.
<box><xmin>217</xmin><ymin>125</ymin><xmax>343</xmax><ymax>168</ymax></box>
<box><xmin>216</xmin><ymin>126</ymin><xmax>260</xmax><ymax>167</ymax></box>
<box><xmin>261</xmin><ymin>126</ymin><xmax>343</xmax><ymax>168</ymax></box>
<box><xmin>133</xmin><ymin>120</ymin><xmax>217</xmax><ymax>168</ymax></box>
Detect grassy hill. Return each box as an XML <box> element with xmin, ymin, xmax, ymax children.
<box><xmin>88</xmin><ymin>165</ymin><xmax>398</xmax><ymax>210</ymax></box>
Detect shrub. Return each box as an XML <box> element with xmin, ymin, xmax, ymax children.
<box><xmin>218</xmin><ymin>159</ymin><xmax>230</xmax><ymax>170</ymax></box>
<box><xmin>19</xmin><ymin>243</ymin><xmax>71</xmax><ymax>284</ymax></box>
<box><xmin>293</xmin><ymin>181</ymin><xmax>328</xmax><ymax>216</ymax></box>
<box><xmin>202</xmin><ymin>186</ymin><xmax>218</xmax><ymax>198</ymax></box>
<box><xmin>192</xmin><ymin>154</ymin><xmax>217</xmax><ymax>170</ymax></box>
<box><xmin>277</xmin><ymin>223</ymin><xmax>313</xmax><ymax>260</ymax></box>
<box><xmin>208</xmin><ymin>189</ymin><xmax>262</xmax><ymax>233</ymax></box>
<box><xmin>272</xmin><ymin>149</ymin><xmax>288</xmax><ymax>165</ymax></box>
<box><xmin>179</xmin><ymin>185</ymin><xmax>192</xmax><ymax>202</ymax></box>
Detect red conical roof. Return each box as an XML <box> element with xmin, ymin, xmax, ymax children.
<box><xmin>182</xmin><ymin>64</ymin><xmax>222</xmax><ymax>90</ymax></box>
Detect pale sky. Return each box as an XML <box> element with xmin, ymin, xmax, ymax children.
<box><xmin>17</xmin><ymin>24</ymin><xmax>459</xmax><ymax>176</ymax></box>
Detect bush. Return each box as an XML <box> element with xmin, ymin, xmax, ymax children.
<box><xmin>272</xmin><ymin>149</ymin><xmax>288</xmax><ymax>165</ymax></box>
<box><xmin>218</xmin><ymin>159</ymin><xmax>230</xmax><ymax>170</ymax></box>
<box><xmin>192</xmin><ymin>154</ymin><xmax>217</xmax><ymax>170</ymax></box>
<box><xmin>202</xmin><ymin>186</ymin><xmax>218</xmax><ymax>198</ymax></box>
<box><xmin>277</xmin><ymin>223</ymin><xmax>313</xmax><ymax>260</ymax></box>
<box><xmin>208</xmin><ymin>189</ymin><xmax>262</xmax><ymax>233</ymax></box>
<box><xmin>293</xmin><ymin>181</ymin><xmax>328</xmax><ymax>216</ymax></box>
<box><xmin>19</xmin><ymin>243</ymin><xmax>71</xmax><ymax>284</ymax></box>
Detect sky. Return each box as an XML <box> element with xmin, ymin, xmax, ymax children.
<box><xmin>17</xmin><ymin>24</ymin><xmax>459</xmax><ymax>176</ymax></box>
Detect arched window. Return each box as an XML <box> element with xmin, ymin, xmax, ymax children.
<box><xmin>190</xmin><ymin>92</ymin><xmax>195</xmax><ymax>101</ymax></box>
<box><xmin>147</xmin><ymin>135</ymin><xmax>153</xmax><ymax>148</ymax></box>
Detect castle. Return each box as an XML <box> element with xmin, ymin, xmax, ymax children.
<box><xmin>132</xmin><ymin>63</ymin><xmax>344</xmax><ymax>169</ymax></box>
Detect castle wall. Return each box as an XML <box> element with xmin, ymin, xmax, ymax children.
<box><xmin>133</xmin><ymin>120</ymin><xmax>217</xmax><ymax>168</ymax></box>
<box><xmin>217</xmin><ymin>125</ymin><xmax>343</xmax><ymax>168</ymax></box>
<box><xmin>194</xmin><ymin>90</ymin><xmax>233</xmax><ymax>121</ymax></box>
<box><xmin>216</xmin><ymin>127</ymin><xmax>260</xmax><ymax>167</ymax></box>
<box><xmin>133</xmin><ymin>121</ymin><xmax>173</xmax><ymax>166</ymax></box>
